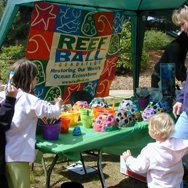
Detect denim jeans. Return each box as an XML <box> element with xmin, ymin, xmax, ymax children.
<box><xmin>172</xmin><ymin>112</ymin><xmax>188</xmax><ymax>140</ymax></box>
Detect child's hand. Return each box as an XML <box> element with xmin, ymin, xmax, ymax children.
<box><xmin>61</xmin><ymin>104</ymin><xmax>70</xmax><ymax>112</ymax></box>
<box><xmin>122</xmin><ymin>150</ymin><xmax>132</xmax><ymax>160</ymax></box>
<box><xmin>54</xmin><ymin>96</ymin><xmax>64</xmax><ymax>107</ymax></box>
<box><xmin>5</xmin><ymin>84</ymin><xmax>18</xmax><ymax>98</ymax></box>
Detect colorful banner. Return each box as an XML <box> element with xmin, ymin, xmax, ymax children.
<box><xmin>26</xmin><ymin>2</ymin><xmax>125</xmax><ymax>103</ymax></box>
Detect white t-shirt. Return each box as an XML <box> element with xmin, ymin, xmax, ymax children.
<box><xmin>3</xmin><ymin>89</ymin><xmax>61</xmax><ymax>162</ymax></box>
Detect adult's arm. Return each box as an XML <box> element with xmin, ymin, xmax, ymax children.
<box><xmin>0</xmin><ymin>96</ymin><xmax>16</xmax><ymax>132</ymax></box>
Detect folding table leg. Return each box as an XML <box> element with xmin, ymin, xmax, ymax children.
<box><xmin>41</xmin><ymin>152</ymin><xmax>106</xmax><ymax>188</ymax></box>
<box><xmin>80</xmin><ymin>153</ymin><xmax>87</xmax><ymax>174</ymax></box>
<box><xmin>42</xmin><ymin>154</ymin><xmax>59</xmax><ymax>188</ymax></box>
<box><xmin>97</xmin><ymin>150</ymin><xmax>107</xmax><ymax>188</ymax></box>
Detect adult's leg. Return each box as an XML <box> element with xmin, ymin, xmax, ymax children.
<box><xmin>151</xmin><ymin>72</ymin><xmax>160</xmax><ymax>88</ymax></box>
<box><xmin>171</xmin><ymin>111</ymin><xmax>188</xmax><ymax>139</ymax></box>
<box><xmin>0</xmin><ymin>174</ymin><xmax>9</xmax><ymax>188</ymax></box>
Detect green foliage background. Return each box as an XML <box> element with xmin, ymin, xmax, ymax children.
<box><xmin>116</xmin><ymin>22</ymin><xmax>149</xmax><ymax>75</ymax></box>
<box><xmin>116</xmin><ymin>22</ymin><xmax>173</xmax><ymax>75</ymax></box>
<box><xmin>144</xmin><ymin>30</ymin><xmax>172</xmax><ymax>50</ymax></box>
<box><xmin>0</xmin><ymin>45</ymin><xmax>25</xmax><ymax>83</ymax></box>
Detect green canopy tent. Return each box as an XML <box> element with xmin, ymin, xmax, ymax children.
<box><xmin>0</xmin><ymin>0</ymin><xmax>187</xmax><ymax>93</ymax></box>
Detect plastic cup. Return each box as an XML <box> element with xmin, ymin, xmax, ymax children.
<box><xmin>61</xmin><ymin>117</ymin><xmax>70</xmax><ymax>133</ymax></box>
<box><xmin>92</xmin><ymin>107</ymin><xmax>116</xmax><ymax>119</ymax></box>
<box><xmin>138</xmin><ymin>96</ymin><xmax>149</xmax><ymax>109</ymax></box>
<box><xmin>81</xmin><ymin>116</ymin><xmax>93</xmax><ymax>128</ymax></box>
<box><xmin>80</xmin><ymin>108</ymin><xmax>94</xmax><ymax>128</ymax></box>
<box><xmin>60</xmin><ymin>111</ymin><xmax>79</xmax><ymax>126</ymax></box>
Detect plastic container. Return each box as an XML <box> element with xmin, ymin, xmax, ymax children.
<box><xmin>92</xmin><ymin>107</ymin><xmax>116</xmax><ymax>119</ymax></box>
<box><xmin>60</xmin><ymin>111</ymin><xmax>80</xmax><ymax>126</ymax></box>
<box><xmin>42</xmin><ymin>123</ymin><xmax>61</xmax><ymax>140</ymax></box>
<box><xmin>138</xmin><ymin>96</ymin><xmax>149</xmax><ymax>109</ymax></box>
<box><xmin>80</xmin><ymin>108</ymin><xmax>94</xmax><ymax>128</ymax></box>
<box><xmin>60</xmin><ymin>117</ymin><xmax>70</xmax><ymax>133</ymax></box>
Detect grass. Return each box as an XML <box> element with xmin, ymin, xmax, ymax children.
<box><xmin>30</xmin><ymin>153</ymin><xmax>147</xmax><ymax>188</ymax></box>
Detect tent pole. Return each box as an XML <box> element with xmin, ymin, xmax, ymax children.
<box><xmin>0</xmin><ymin>4</ymin><xmax>20</xmax><ymax>47</ymax></box>
<box><xmin>131</xmin><ymin>13</ymin><xmax>146</xmax><ymax>95</ymax></box>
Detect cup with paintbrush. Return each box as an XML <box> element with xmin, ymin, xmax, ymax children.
<box><xmin>40</xmin><ymin>117</ymin><xmax>61</xmax><ymax>140</ymax></box>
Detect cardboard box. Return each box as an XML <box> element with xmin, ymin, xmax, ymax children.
<box><xmin>120</xmin><ymin>155</ymin><xmax>147</xmax><ymax>183</ymax></box>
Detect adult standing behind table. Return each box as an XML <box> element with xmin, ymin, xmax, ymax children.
<box><xmin>171</xmin><ymin>2</ymin><xmax>188</xmax><ymax>139</ymax></box>
<box><xmin>151</xmin><ymin>31</ymin><xmax>188</xmax><ymax>88</ymax></box>
<box><xmin>2</xmin><ymin>58</ymin><xmax>64</xmax><ymax>188</ymax></box>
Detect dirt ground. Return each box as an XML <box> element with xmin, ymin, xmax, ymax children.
<box><xmin>31</xmin><ymin>153</ymin><xmax>148</xmax><ymax>188</ymax></box>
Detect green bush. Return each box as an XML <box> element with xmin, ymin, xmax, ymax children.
<box><xmin>144</xmin><ymin>30</ymin><xmax>172</xmax><ymax>50</ymax></box>
<box><xmin>116</xmin><ymin>24</ymin><xmax>173</xmax><ymax>75</ymax></box>
<box><xmin>0</xmin><ymin>45</ymin><xmax>25</xmax><ymax>59</ymax></box>
<box><xmin>116</xmin><ymin>22</ymin><xmax>149</xmax><ymax>75</ymax></box>
<box><xmin>0</xmin><ymin>45</ymin><xmax>25</xmax><ymax>83</ymax></box>
<box><xmin>116</xmin><ymin>22</ymin><xmax>132</xmax><ymax>73</ymax></box>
